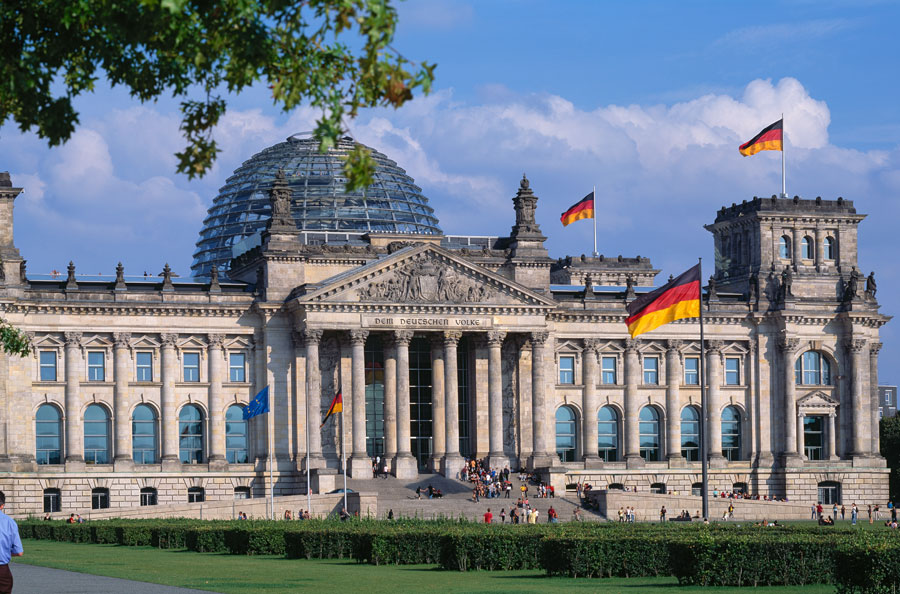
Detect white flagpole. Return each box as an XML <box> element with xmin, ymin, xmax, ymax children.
<box><xmin>592</xmin><ymin>186</ymin><xmax>598</xmax><ymax>257</ymax></box>
<box><xmin>306</xmin><ymin>406</ymin><xmax>312</xmax><ymax>515</ymax></box>
<box><xmin>781</xmin><ymin>113</ymin><xmax>786</xmax><ymax>198</ymax></box>
<box><xmin>340</xmin><ymin>404</ymin><xmax>347</xmax><ymax>512</ymax></box>
<box><xmin>698</xmin><ymin>258</ymin><xmax>709</xmax><ymax>521</ymax></box>
<box><xmin>268</xmin><ymin>403</ymin><xmax>274</xmax><ymax>521</ymax></box>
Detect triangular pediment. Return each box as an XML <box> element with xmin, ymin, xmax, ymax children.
<box><xmin>298</xmin><ymin>244</ymin><xmax>557</xmax><ymax>310</ymax></box>
<box><xmin>797</xmin><ymin>391</ymin><xmax>839</xmax><ymax>409</ymax></box>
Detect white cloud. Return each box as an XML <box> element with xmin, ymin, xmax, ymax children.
<box><xmin>715</xmin><ymin>18</ymin><xmax>857</xmax><ymax>47</ymax></box>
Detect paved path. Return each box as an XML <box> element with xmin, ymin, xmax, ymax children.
<box><xmin>9</xmin><ymin>563</ymin><xmax>219</xmax><ymax>594</ymax></box>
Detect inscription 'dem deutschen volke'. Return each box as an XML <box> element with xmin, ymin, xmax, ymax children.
<box><xmin>361</xmin><ymin>315</ymin><xmax>493</xmax><ymax>329</ymax></box>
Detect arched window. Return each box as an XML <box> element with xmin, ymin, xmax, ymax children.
<box><xmin>132</xmin><ymin>404</ymin><xmax>158</xmax><ymax>464</ymax></box>
<box><xmin>779</xmin><ymin>235</ymin><xmax>791</xmax><ymax>259</ymax></box>
<box><xmin>140</xmin><ymin>487</ymin><xmax>157</xmax><ymax>506</ymax></box>
<box><xmin>35</xmin><ymin>404</ymin><xmax>62</xmax><ymax>465</ymax></box>
<box><xmin>795</xmin><ymin>351</ymin><xmax>832</xmax><ymax>385</ymax></box>
<box><xmin>650</xmin><ymin>482</ymin><xmax>667</xmax><ymax>494</ymax></box>
<box><xmin>84</xmin><ymin>404</ymin><xmax>110</xmax><ymax>464</ymax></box>
<box><xmin>91</xmin><ymin>487</ymin><xmax>110</xmax><ymax>510</ymax></box>
<box><xmin>680</xmin><ymin>406</ymin><xmax>700</xmax><ymax>461</ymax></box>
<box><xmin>732</xmin><ymin>482</ymin><xmax>748</xmax><ymax>495</ymax></box>
<box><xmin>226</xmin><ymin>404</ymin><xmax>249</xmax><ymax>464</ymax></box>
<box><xmin>597</xmin><ymin>406</ymin><xmax>618</xmax><ymax>461</ymax></box>
<box><xmin>43</xmin><ymin>488</ymin><xmax>61</xmax><ymax>513</ymax></box>
<box><xmin>818</xmin><ymin>481</ymin><xmax>841</xmax><ymax>505</ymax></box>
<box><xmin>555</xmin><ymin>405</ymin><xmax>577</xmax><ymax>462</ymax></box>
<box><xmin>608</xmin><ymin>483</ymin><xmax>625</xmax><ymax>491</ymax></box>
<box><xmin>234</xmin><ymin>486</ymin><xmax>251</xmax><ymax>500</ymax></box>
<box><xmin>801</xmin><ymin>236</ymin><xmax>813</xmax><ymax>259</ymax></box>
<box><xmin>824</xmin><ymin>236</ymin><xmax>835</xmax><ymax>260</ymax></box>
<box><xmin>187</xmin><ymin>486</ymin><xmax>205</xmax><ymax>503</ymax></box>
<box><xmin>179</xmin><ymin>405</ymin><xmax>204</xmax><ymax>464</ymax></box>
<box><xmin>721</xmin><ymin>406</ymin><xmax>742</xmax><ymax>461</ymax></box>
<box><xmin>639</xmin><ymin>406</ymin><xmax>660</xmax><ymax>461</ymax></box>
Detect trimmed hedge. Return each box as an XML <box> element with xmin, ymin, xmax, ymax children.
<box><xmin>18</xmin><ymin>518</ymin><xmax>900</xmax><ymax>592</ymax></box>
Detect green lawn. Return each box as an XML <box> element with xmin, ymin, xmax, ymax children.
<box><xmin>16</xmin><ymin>539</ymin><xmax>836</xmax><ymax>594</ymax></box>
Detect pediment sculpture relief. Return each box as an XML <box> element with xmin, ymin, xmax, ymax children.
<box><xmin>359</xmin><ymin>258</ymin><xmax>495</xmax><ymax>303</ymax></box>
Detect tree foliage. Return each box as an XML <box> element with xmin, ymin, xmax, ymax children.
<box><xmin>0</xmin><ymin>0</ymin><xmax>435</xmax><ymax>188</ymax></box>
<box><xmin>0</xmin><ymin>319</ymin><xmax>31</xmax><ymax>357</ymax></box>
<box><xmin>880</xmin><ymin>415</ymin><xmax>900</xmax><ymax>501</ymax></box>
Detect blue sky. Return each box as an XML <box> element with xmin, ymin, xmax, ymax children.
<box><xmin>1</xmin><ymin>0</ymin><xmax>898</xmax><ymax>382</ymax></box>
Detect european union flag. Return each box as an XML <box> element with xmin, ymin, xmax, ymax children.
<box><xmin>243</xmin><ymin>386</ymin><xmax>269</xmax><ymax>420</ymax></box>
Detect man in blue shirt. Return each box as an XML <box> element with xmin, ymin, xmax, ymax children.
<box><xmin>0</xmin><ymin>491</ymin><xmax>23</xmax><ymax>594</ymax></box>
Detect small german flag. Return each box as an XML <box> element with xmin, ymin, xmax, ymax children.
<box><xmin>560</xmin><ymin>191</ymin><xmax>594</xmax><ymax>226</ymax></box>
<box><xmin>739</xmin><ymin>119</ymin><xmax>783</xmax><ymax>156</ymax></box>
<box><xmin>625</xmin><ymin>264</ymin><xmax>701</xmax><ymax>338</ymax></box>
<box><xmin>321</xmin><ymin>389</ymin><xmax>342</xmax><ymax>427</ymax></box>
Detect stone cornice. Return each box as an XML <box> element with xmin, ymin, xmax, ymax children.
<box><xmin>2</xmin><ymin>302</ymin><xmax>250</xmax><ymax>317</ymax></box>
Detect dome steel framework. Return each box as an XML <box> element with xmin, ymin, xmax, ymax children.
<box><xmin>191</xmin><ymin>135</ymin><xmax>442</xmax><ymax>278</ymax></box>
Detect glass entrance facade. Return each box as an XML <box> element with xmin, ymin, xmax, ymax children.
<box><xmin>365</xmin><ymin>337</ymin><xmax>386</xmax><ymax>458</ymax></box>
<box><xmin>409</xmin><ymin>338</ymin><xmax>433</xmax><ymax>470</ymax></box>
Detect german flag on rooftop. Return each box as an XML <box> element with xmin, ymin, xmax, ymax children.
<box><xmin>625</xmin><ymin>264</ymin><xmax>701</xmax><ymax>338</ymax></box>
<box><xmin>560</xmin><ymin>191</ymin><xmax>594</xmax><ymax>226</ymax></box>
<box><xmin>739</xmin><ymin>119</ymin><xmax>783</xmax><ymax>156</ymax></box>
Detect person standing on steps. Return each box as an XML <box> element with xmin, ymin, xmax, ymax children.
<box><xmin>0</xmin><ymin>491</ymin><xmax>24</xmax><ymax>594</ymax></box>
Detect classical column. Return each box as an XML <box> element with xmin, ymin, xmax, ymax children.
<box><xmin>847</xmin><ymin>338</ymin><xmax>870</xmax><ymax>458</ymax></box>
<box><xmin>64</xmin><ymin>332</ymin><xmax>83</xmax><ymax>464</ymax></box>
<box><xmin>113</xmin><ymin>332</ymin><xmax>131</xmax><ymax>466</ymax></box>
<box><xmin>623</xmin><ymin>338</ymin><xmax>643</xmax><ymax>468</ymax></box>
<box><xmin>779</xmin><ymin>335</ymin><xmax>800</xmax><ymax>463</ymax></box>
<box><xmin>207</xmin><ymin>334</ymin><xmax>226</xmax><ymax>464</ymax></box>
<box><xmin>384</xmin><ymin>335</ymin><xmax>397</xmax><ymax>470</ymax></box>
<box><xmin>442</xmin><ymin>330</ymin><xmax>465</xmax><ymax>477</ymax></box>
<box><xmin>797</xmin><ymin>412</ymin><xmax>806</xmax><ymax>458</ymax></box>
<box><xmin>582</xmin><ymin>338</ymin><xmax>601</xmax><ymax>467</ymax></box>
<box><xmin>392</xmin><ymin>330</ymin><xmax>417</xmax><ymax>478</ymax></box>
<box><xmin>706</xmin><ymin>340</ymin><xmax>725</xmax><ymax>466</ymax></box>
<box><xmin>487</xmin><ymin>330</ymin><xmax>507</xmax><ymax>468</ymax></box>
<box><xmin>160</xmin><ymin>333</ymin><xmax>179</xmax><ymax>466</ymax></box>
<box><xmin>828</xmin><ymin>412</ymin><xmax>838</xmax><ymax>460</ymax></box>
<box><xmin>529</xmin><ymin>331</ymin><xmax>553</xmax><ymax>468</ymax></box>
<box><xmin>348</xmin><ymin>329</ymin><xmax>370</xmax><ymax>477</ymax></box>
<box><xmin>870</xmin><ymin>342</ymin><xmax>883</xmax><ymax>455</ymax></box>
<box><xmin>665</xmin><ymin>340</ymin><xmax>683</xmax><ymax>464</ymax></box>
<box><xmin>429</xmin><ymin>336</ymin><xmax>445</xmax><ymax>472</ymax></box>
<box><xmin>303</xmin><ymin>329</ymin><xmax>324</xmax><ymax>469</ymax></box>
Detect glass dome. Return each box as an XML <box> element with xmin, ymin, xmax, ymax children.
<box><xmin>190</xmin><ymin>135</ymin><xmax>442</xmax><ymax>278</ymax></box>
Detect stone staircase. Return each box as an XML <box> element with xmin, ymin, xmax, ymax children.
<box><xmin>346</xmin><ymin>473</ymin><xmax>606</xmax><ymax>522</ymax></box>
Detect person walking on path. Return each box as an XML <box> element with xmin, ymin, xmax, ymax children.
<box><xmin>0</xmin><ymin>491</ymin><xmax>24</xmax><ymax>594</ymax></box>
<box><xmin>868</xmin><ymin>504</ymin><xmax>873</xmax><ymax>524</ymax></box>
<box><xmin>851</xmin><ymin>503</ymin><xmax>858</xmax><ymax>525</ymax></box>
<box><xmin>483</xmin><ymin>508</ymin><xmax>493</xmax><ymax>524</ymax></box>
<box><xmin>660</xmin><ymin>506</ymin><xmax>667</xmax><ymax>522</ymax></box>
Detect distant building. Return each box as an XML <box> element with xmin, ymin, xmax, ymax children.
<box><xmin>879</xmin><ymin>385</ymin><xmax>898</xmax><ymax>419</ymax></box>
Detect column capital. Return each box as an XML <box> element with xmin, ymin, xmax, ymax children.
<box><xmin>302</xmin><ymin>328</ymin><xmax>324</xmax><ymax>345</ymax></box>
<box><xmin>869</xmin><ymin>341</ymin><xmax>883</xmax><ymax>358</ymax></box>
<box><xmin>486</xmin><ymin>330</ymin><xmax>506</xmax><ymax>347</ymax></box>
<box><xmin>845</xmin><ymin>338</ymin><xmax>867</xmax><ymax>354</ymax></box>
<box><xmin>207</xmin><ymin>333</ymin><xmax>225</xmax><ymax>349</ymax></box>
<box><xmin>64</xmin><ymin>331</ymin><xmax>82</xmax><ymax>348</ymax></box>
<box><xmin>705</xmin><ymin>339</ymin><xmax>723</xmax><ymax>355</ymax></box>
<box><xmin>160</xmin><ymin>333</ymin><xmax>178</xmax><ymax>348</ymax></box>
<box><xmin>747</xmin><ymin>335</ymin><xmax>758</xmax><ymax>354</ymax></box>
<box><xmin>429</xmin><ymin>333</ymin><xmax>445</xmax><ymax>350</ymax></box>
<box><xmin>665</xmin><ymin>339</ymin><xmax>683</xmax><ymax>354</ymax></box>
<box><xmin>624</xmin><ymin>337</ymin><xmax>640</xmax><ymax>353</ymax></box>
<box><xmin>394</xmin><ymin>329</ymin><xmax>415</xmax><ymax>346</ymax></box>
<box><xmin>112</xmin><ymin>332</ymin><xmax>131</xmax><ymax>349</ymax></box>
<box><xmin>584</xmin><ymin>337</ymin><xmax>602</xmax><ymax>354</ymax></box>
<box><xmin>530</xmin><ymin>330</ymin><xmax>549</xmax><ymax>346</ymax></box>
<box><xmin>777</xmin><ymin>334</ymin><xmax>800</xmax><ymax>354</ymax></box>
<box><xmin>349</xmin><ymin>329</ymin><xmax>369</xmax><ymax>346</ymax></box>
<box><xmin>442</xmin><ymin>330</ymin><xmax>462</xmax><ymax>347</ymax></box>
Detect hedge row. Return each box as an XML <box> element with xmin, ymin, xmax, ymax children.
<box><xmin>19</xmin><ymin>519</ymin><xmax>900</xmax><ymax>592</ymax></box>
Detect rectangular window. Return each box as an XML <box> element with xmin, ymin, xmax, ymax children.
<box><xmin>229</xmin><ymin>353</ymin><xmax>246</xmax><ymax>382</ymax></box>
<box><xmin>684</xmin><ymin>357</ymin><xmax>699</xmax><ymax>385</ymax></box>
<box><xmin>725</xmin><ymin>357</ymin><xmax>740</xmax><ymax>385</ymax></box>
<box><xmin>183</xmin><ymin>352</ymin><xmax>200</xmax><ymax>382</ymax></box>
<box><xmin>558</xmin><ymin>355</ymin><xmax>575</xmax><ymax>384</ymax></box>
<box><xmin>643</xmin><ymin>356</ymin><xmax>659</xmax><ymax>385</ymax></box>
<box><xmin>136</xmin><ymin>352</ymin><xmax>153</xmax><ymax>382</ymax></box>
<box><xmin>87</xmin><ymin>351</ymin><xmax>105</xmax><ymax>381</ymax></box>
<box><xmin>39</xmin><ymin>351</ymin><xmax>57</xmax><ymax>381</ymax></box>
<box><xmin>601</xmin><ymin>356</ymin><xmax>617</xmax><ymax>385</ymax></box>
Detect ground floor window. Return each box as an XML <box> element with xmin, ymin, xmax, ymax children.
<box><xmin>818</xmin><ymin>481</ymin><xmax>841</xmax><ymax>505</ymax></box>
<box><xmin>91</xmin><ymin>487</ymin><xmax>110</xmax><ymax>510</ymax></box>
<box><xmin>732</xmin><ymin>482</ymin><xmax>748</xmax><ymax>495</ymax></box>
<box><xmin>555</xmin><ymin>405</ymin><xmax>577</xmax><ymax>462</ymax></box>
<box><xmin>804</xmin><ymin>415</ymin><xmax>825</xmax><ymax>460</ymax></box>
<box><xmin>140</xmin><ymin>487</ymin><xmax>157</xmax><ymax>506</ymax></box>
<box><xmin>43</xmin><ymin>488</ymin><xmax>61</xmax><ymax>513</ymax></box>
<box><xmin>691</xmin><ymin>482</ymin><xmax>703</xmax><ymax>497</ymax></box>
<box><xmin>639</xmin><ymin>406</ymin><xmax>660</xmax><ymax>461</ymax></box>
<box><xmin>234</xmin><ymin>486</ymin><xmax>251</xmax><ymax>500</ymax></box>
<box><xmin>650</xmin><ymin>482</ymin><xmax>666</xmax><ymax>494</ymax></box>
<box><xmin>187</xmin><ymin>487</ymin><xmax>205</xmax><ymax>503</ymax></box>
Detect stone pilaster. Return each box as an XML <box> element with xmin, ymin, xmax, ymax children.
<box><xmin>348</xmin><ymin>329</ymin><xmax>370</xmax><ymax>477</ymax></box>
<box><xmin>528</xmin><ymin>331</ymin><xmax>554</xmax><ymax>468</ymax></box>
<box><xmin>870</xmin><ymin>342</ymin><xmax>883</xmax><ymax>456</ymax></box>
<box><xmin>624</xmin><ymin>338</ymin><xmax>643</xmax><ymax>468</ymax></box>
<box><xmin>303</xmin><ymin>329</ymin><xmax>325</xmax><ymax>470</ymax></box>
<box><xmin>64</xmin><ymin>332</ymin><xmax>84</xmax><ymax>466</ymax></box>
<box><xmin>392</xmin><ymin>330</ymin><xmax>417</xmax><ymax>479</ymax></box>
<box><xmin>429</xmin><ymin>336</ymin><xmax>445</xmax><ymax>472</ymax></box>
<box><xmin>487</xmin><ymin>330</ymin><xmax>507</xmax><ymax>468</ymax></box>
<box><xmin>207</xmin><ymin>333</ymin><xmax>226</xmax><ymax>466</ymax></box>
<box><xmin>828</xmin><ymin>412</ymin><xmax>838</xmax><ymax>461</ymax></box>
<box><xmin>383</xmin><ymin>334</ymin><xmax>397</xmax><ymax>471</ymax></box>
<box><xmin>442</xmin><ymin>330</ymin><xmax>465</xmax><ymax>477</ymax></box>
<box><xmin>160</xmin><ymin>333</ymin><xmax>179</xmax><ymax>469</ymax></box>
<box><xmin>706</xmin><ymin>340</ymin><xmax>726</xmax><ymax>467</ymax></box>
<box><xmin>665</xmin><ymin>340</ymin><xmax>683</xmax><ymax>465</ymax></box>
<box><xmin>778</xmin><ymin>334</ymin><xmax>801</xmax><ymax>465</ymax></box>
<box><xmin>582</xmin><ymin>338</ymin><xmax>602</xmax><ymax>468</ymax></box>
<box><xmin>846</xmin><ymin>338</ymin><xmax>870</xmax><ymax>458</ymax></box>
<box><xmin>113</xmin><ymin>332</ymin><xmax>132</xmax><ymax>468</ymax></box>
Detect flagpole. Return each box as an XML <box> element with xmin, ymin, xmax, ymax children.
<box><xmin>592</xmin><ymin>185</ymin><xmax>598</xmax><ymax>257</ymax></box>
<box><xmin>268</xmin><ymin>400</ymin><xmax>274</xmax><ymax>521</ymax></box>
<box><xmin>698</xmin><ymin>257</ymin><xmax>709</xmax><ymax>521</ymax></box>
<box><xmin>306</xmin><ymin>403</ymin><xmax>312</xmax><ymax>515</ymax></box>
<box><xmin>340</xmin><ymin>401</ymin><xmax>347</xmax><ymax>513</ymax></box>
<box><xmin>781</xmin><ymin>113</ymin><xmax>786</xmax><ymax>198</ymax></box>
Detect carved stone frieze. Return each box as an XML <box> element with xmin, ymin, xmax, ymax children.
<box><xmin>358</xmin><ymin>256</ymin><xmax>495</xmax><ymax>304</ymax></box>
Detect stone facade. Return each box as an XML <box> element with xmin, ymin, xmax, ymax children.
<box><xmin>0</xmin><ymin>170</ymin><xmax>890</xmax><ymax>518</ymax></box>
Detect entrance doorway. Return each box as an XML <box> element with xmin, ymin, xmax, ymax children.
<box><xmin>409</xmin><ymin>338</ymin><xmax>433</xmax><ymax>471</ymax></box>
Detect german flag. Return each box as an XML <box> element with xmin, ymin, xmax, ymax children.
<box><xmin>560</xmin><ymin>191</ymin><xmax>594</xmax><ymax>226</ymax></box>
<box><xmin>625</xmin><ymin>264</ymin><xmax>701</xmax><ymax>338</ymax></box>
<box><xmin>739</xmin><ymin>119</ymin><xmax>783</xmax><ymax>156</ymax></box>
<box><xmin>321</xmin><ymin>389</ymin><xmax>342</xmax><ymax>427</ymax></box>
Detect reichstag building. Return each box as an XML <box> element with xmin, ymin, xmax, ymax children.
<box><xmin>0</xmin><ymin>134</ymin><xmax>889</xmax><ymax>516</ymax></box>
